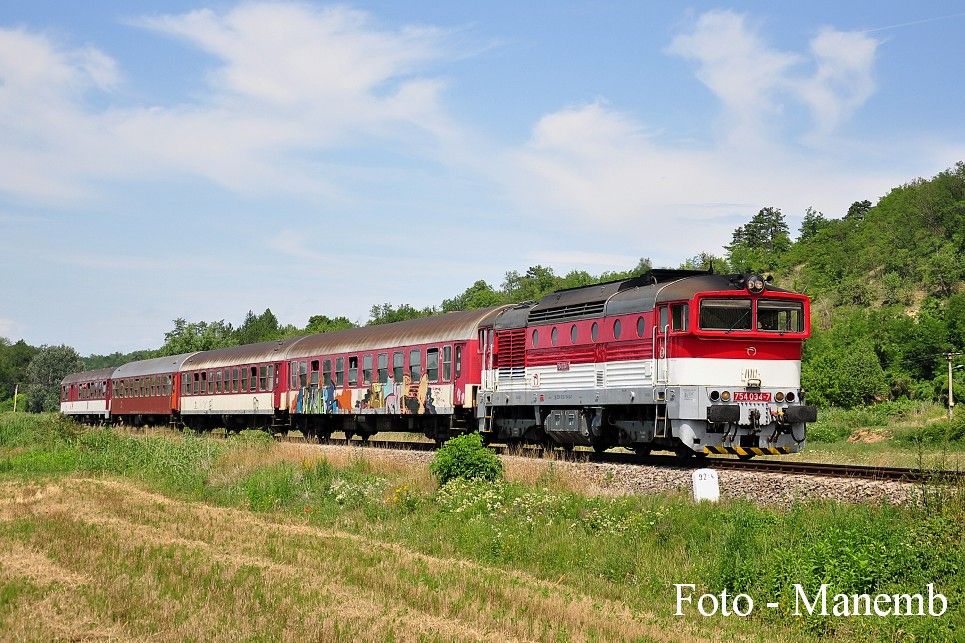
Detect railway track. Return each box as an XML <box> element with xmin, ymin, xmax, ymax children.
<box><xmin>282</xmin><ymin>435</ymin><xmax>965</xmax><ymax>484</ymax></box>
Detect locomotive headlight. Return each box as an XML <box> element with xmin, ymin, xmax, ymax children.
<box><xmin>785</xmin><ymin>391</ymin><xmax>795</xmax><ymax>402</ymax></box>
<box><xmin>746</xmin><ymin>274</ymin><xmax>765</xmax><ymax>293</ymax></box>
<box><xmin>709</xmin><ymin>390</ymin><xmax>720</xmax><ymax>402</ymax></box>
<box><xmin>721</xmin><ymin>390</ymin><xmax>731</xmax><ymax>402</ymax></box>
<box><xmin>775</xmin><ymin>391</ymin><xmax>785</xmax><ymax>402</ymax></box>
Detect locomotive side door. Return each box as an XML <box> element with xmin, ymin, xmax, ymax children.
<box><xmin>274</xmin><ymin>361</ymin><xmax>286</xmax><ymax>411</ymax></box>
<box><xmin>653</xmin><ymin>306</ymin><xmax>669</xmax><ymax>384</ymax></box>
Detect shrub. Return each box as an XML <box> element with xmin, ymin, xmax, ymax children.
<box><xmin>429</xmin><ymin>432</ymin><xmax>503</xmax><ymax>486</ymax></box>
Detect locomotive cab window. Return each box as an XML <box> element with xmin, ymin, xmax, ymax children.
<box><xmin>757</xmin><ymin>300</ymin><xmax>804</xmax><ymax>332</ymax></box>
<box><xmin>699</xmin><ymin>299</ymin><xmax>751</xmax><ymax>331</ymax></box>
<box><xmin>671</xmin><ymin>304</ymin><xmax>689</xmax><ymax>331</ymax></box>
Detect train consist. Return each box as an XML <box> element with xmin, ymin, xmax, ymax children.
<box><xmin>61</xmin><ymin>269</ymin><xmax>817</xmax><ymax>457</ymax></box>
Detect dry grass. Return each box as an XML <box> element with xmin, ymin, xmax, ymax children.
<box><xmin>0</xmin><ymin>476</ymin><xmax>705</xmax><ymax>642</ymax></box>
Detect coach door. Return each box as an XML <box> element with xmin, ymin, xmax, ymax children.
<box><xmin>274</xmin><ymin>362</ymin><xmax>286</xmax><ymax>411</ymax></box>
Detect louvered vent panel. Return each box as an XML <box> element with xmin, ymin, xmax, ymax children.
<box><xmin>528</xmin><ymin>301</ymin><xmax>606</xmax><ymax>324</ymax></box>
<box><xmin>495</xmin><ymin>329</ymin><xmax>527</xmax><ymax>379</ymax></box>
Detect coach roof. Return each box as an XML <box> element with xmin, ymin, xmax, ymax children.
<box><xmin>182</xmin><ymin>339</ymin><xmax>299</xmax><ymax>371</ymax></box>
<box><xmin>112</xmin><ymin>353</ymin><xmax>199</xmax><ymax>379</ymax></box>
<box><xmin>287</xmin><ymin>306</ymin><xmax>509</xmax><ymax>358</ymax></box>
<box><xmin>61</xmin><ymin>366</ymin><xmax>118</xmax><ymax>386</ymax></box>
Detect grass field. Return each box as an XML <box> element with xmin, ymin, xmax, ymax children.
<box><xmin>1</xmin><ymin>412</ymin><xmax>964</xmax><ymax>641</ymax></box>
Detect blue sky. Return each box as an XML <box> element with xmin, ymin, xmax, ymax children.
<box><xmin>2</xmin><ymin>1</ymin><xmax>963</xmax><ymax>355</ymax></box>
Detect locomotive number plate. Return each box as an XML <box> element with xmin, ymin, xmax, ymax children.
<box><xmin>733</xmin><ymin>391</ymin><xmax>771</xmax><ymax>402</ymax></box>
<box><xmin>556</xmin><ymin>361</ymin><xmax>570</xmax><ymax>372</ymax></box>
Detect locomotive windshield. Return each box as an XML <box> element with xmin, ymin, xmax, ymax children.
<box><xmin>699</xmin><ymin>299</ymin><xmax>751</xmax><ymax>331</ymax></box>
<box><xmin>757</xmin><ymin>300</ymin><xmax>804</xmax><ymax>332</ymax></box>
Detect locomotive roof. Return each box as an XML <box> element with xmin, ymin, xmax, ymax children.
<box><xmin>182</xmin><ymin>339</ymin><xmax>299</xmax><ymax>370</ymax></box>
<box><xmin>61</xmin><ymin>366</ymin><xmax>118</xmax><ymax>385</ymax></box>
<box><xmin>112</xmin><ymin>352</ymin><xmax>198</xmax><ymax>379</ymax></box>
<box><xmin>522</xmin><ymin>269</ymin><xmax>713</xmax><ymax>324</ymax></box>
<box><xmin>286</xmin><ymin>306</ymin><xmax>509</xmax><ymax>358</ymax></box>
<box><xmin>609</xmin><ymin>273</ymin><xmax>794</xmax><ymax>315</ymax></box>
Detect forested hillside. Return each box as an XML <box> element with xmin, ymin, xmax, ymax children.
<box><xmin>3</xmin><ymin>163</ymin><xmax>963</xmax><ymax>411</ymax></box>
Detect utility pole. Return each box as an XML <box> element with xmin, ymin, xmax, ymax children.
<box><xmin>946</xmin><ymin>353</ymin><xmax>961</xmax><ymax>419</ymax></box>
<box><xmin>12</xmin><ymin>384</ymin><xmax>18</xmax><ymax>413</ymax></box>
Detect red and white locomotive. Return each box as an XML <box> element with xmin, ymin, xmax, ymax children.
<box><xmin>61</xmin><ymin>268</ymin><xmax>817</xmax><ymax>457</ymax></box>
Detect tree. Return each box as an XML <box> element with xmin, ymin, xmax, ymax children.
<box><xmin>726</xmin><ymin>207</ymin><xmax>791</xmax><ymax>272</ymax></box>
<box><xmin>501</xmin><ymin>265</ymin><xmax>560</xmax><ymax>303</ymax></box>
<box><xmin>679</xmin><ymin>252</ymin><xmax>726</xmax><ymax>271</ymax></box>
<box><xmin>0</xmin><ymin>338</ymin><xmax>38</xmax><ymax>400</ymax></box>
<box><xmin>303</xmin><ymin>314</ymin><xmax>356</xmax><ymax>334</ymax></box>
<box><xmin>234</xmin><ymin>308</ymin><xmax>281</xmax><ymax>344</ymax></box>
<box><xmin>368</xmin><ymin>303</ymin><xmax>435</xmax><ymax>326</ymax></box>
<box><xmin>25</xmin><ymin>345</ymin><xmax>83</xmax><ymax>412</ymax></box>
<box><xmin>441</xmin><ymin>280</ymin><xmax>505</xmax><ymax>312</ymax></box>
<box><xmin>845</xmin><ymin>199</ymin><xmax>872</xmax><ymax>221</ymax></box>
<box><xmin>798</xmin><ymin>207</ymin><xmax>829</xmax><ymax>242</ymax></box>
<box><xmin>159</xmin><ymin>318</ymin><xmax>236</xmax><ymax>355</ymax></box>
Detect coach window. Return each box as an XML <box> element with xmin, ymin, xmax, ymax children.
<box><xmin>166</xmin><ymin>375</ymin><xmax>172</xmax><ymax>395</ymax></box>
<box><xmin>362</xmin><ymin>355</ymin><xmax>372</xmax><ymax>385</ymax></box>
<box><xmin>223</xmin><ymin>368</ymin><xmax>230</xmax><ymax>391</ymax></box>
<box><xmin>248</xmin><ymin>366</ymin><xmax>257</xmax><ymax>391</ymax></box>
<box><xmin>570</xmin><ymin>325</ymin><xmax>578</xmax><ymax>343</ymax></box>
<box><xmin>299</xmin><ymin>361</ymin><xmax>309</xmax><ymax>388</ymax></box>
<box><xmin>267</xmin><ymin>365</ymin><xmax>275</xmax><ymax>391</ymax></box>
<box><xmin>636</xmin><ymin>316</ymin><xmax>646</xmax><ymax>338</ymax></box>
<box><xmin>393</xmin><ymin>352</ymin><xmax>404</xmax><ymax>381</ymax></box>
<box><xmin>378</xmin><ymin>353</ymin><xmax>388</xmax><ymax>383</ymax></box>
<box><xmin>442</xmin><ymin>346</ymin><xmax>452</xmax><ymax>382</ymax></box>
<box><xmin>671</xmin><ymin>304</ymin><xmax>689</xmax><ymax>331</ymax></box>
<box><xmin>348</xmin><ymin>356</ymin><xmax>358</xmax><ymax>386</ymax></box>
<box><xmin>255</xmin><ymin>366</ymin><xmax>265</xmax><ymax>391</ymax></box>
<box><xmin>427</xmin><ymin>348</ymin><xmax>439</xmax><ymax>382</ymax></box>
<box><xmin>232</xmin><ymin>368</ymin><xmax>239</xmax><ymax>392</ymax></box>
<box><xmin>290</xmin><ymin>362</ymin><xmax>298</xmax><ymax>389</ymax></box>
<box><xmin>409</xmin><ymin>349</ymin><xmax>422</xmax><ymax>381</ymax></box>
<box><xmin>335</xmin><ymin>358</ymin><xmax>344</xmax><ymax>386</ymax></box>
<box><xmin>310</xmin><ymin>361</ymin><xmax>319</xmax><ymax>387</ymax></box>
<box><xmin>217</xmin><ymin>371</ymin><xmax>224</xmax><ymax>393</ymax></box>
<box><xmin>201</xmin><ymin>372</ymin><xmax>208</xmax><ymax>395</ymax></box>
<box><xmin>193</xmin><ymin>373</ymin><xmax>200</xmax><ymax>394</ymax></box>
<box><xmin>455</xmin><ymin>345</ymin><xmax>463</xmax><ymax>378</ymax></box>
<box><xmin>613</xmin><ymin>319</ymin><xmax>622</xmax><ymax>339</ymax></box>
<box><xmin>323</xmin><ymin>360</ymin><xmax>332</xmax><ymax>386</ymax></box>
<box><xmin>532</xmin><ymin>329</ymin><xmax>539</xmax><ymax>347</ymax></box>
<box><xmin>591</xmin><ymin>322</ymin><xmax>599</xmax><ymax>342</ymax></box>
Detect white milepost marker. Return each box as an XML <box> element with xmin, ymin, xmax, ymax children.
<box><xmin>692</xmin><ymin>468</ymin><xmax>720</xmax><ymax>503</ymax></box>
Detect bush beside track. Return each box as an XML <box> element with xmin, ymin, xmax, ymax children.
<box><xmin>1</xmin><ymin>412</ymin><xmax>964</xmax><ymax>641</ymax></box>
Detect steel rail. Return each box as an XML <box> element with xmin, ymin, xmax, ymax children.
<box><xmin>280</xmin><ymin>435</ymin><xmax>964</xmax><ymax>484</ymax></box>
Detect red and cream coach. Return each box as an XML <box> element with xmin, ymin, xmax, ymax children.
<box><xmin>60</xmin><ymin>367</ymin><xmax>116</xmax><ymax>423</ymax></box>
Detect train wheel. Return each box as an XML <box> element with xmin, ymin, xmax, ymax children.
<box><xmin>344</xmin><ymin>431</ymin><xmax>354</xmax><ymax>442</ymax></box>
<box><xmin>633</xmin><ymin>445</ymin><xmax>652</xmax><ymax>457</ymax></box>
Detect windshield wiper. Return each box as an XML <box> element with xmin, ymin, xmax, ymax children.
<box><xmin>724</xmin><ymin>309</ymin><xmax>750</xmax><ymax>334</ymax></box>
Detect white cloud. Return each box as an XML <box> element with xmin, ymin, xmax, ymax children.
<box><xmin>0</xmin><ymin>3</ymin><xmax>457</xmax><ymax>203</ymax></box>
<box><xmin>666</xmin><ymin>10</ymin><xmax>880</xmax><ymax>144</ymax></box>
<box><xmin>503</xmin><ymin>11</ymin><xmax>899</xmax><ymax>262</ymax></box>
<box><xmin>0</xmin><ymin>318</ymin><xmax>15</xmax><ymax>338</ymax></box>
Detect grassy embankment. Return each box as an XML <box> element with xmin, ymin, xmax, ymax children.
<box><xmin>777</xmin><ymin>401</ymin><xmax>965</xmax><ymax>468</ymax></box>
<box><xmin>1</xmin><ymin>413</ymin><xmax>963</xmax><ymax>642</ymax></box>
